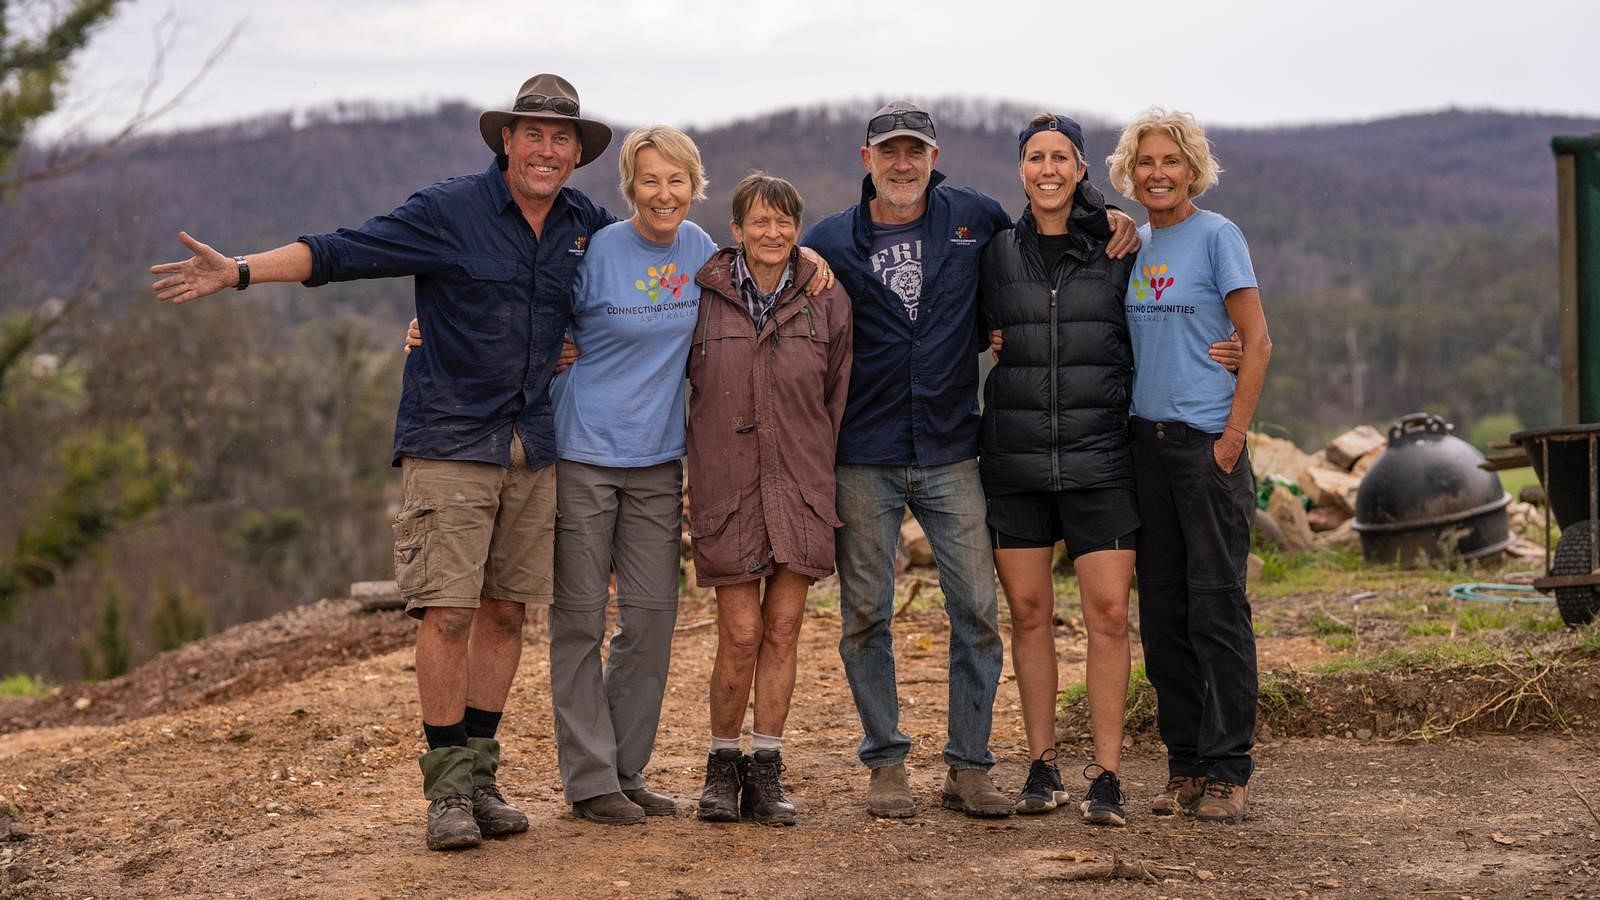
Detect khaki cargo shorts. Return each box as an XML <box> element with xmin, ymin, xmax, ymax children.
<box><xmin>394</xmin><ymin>436</ymin><xmax>556</xmax><ymax>620</ymax></box>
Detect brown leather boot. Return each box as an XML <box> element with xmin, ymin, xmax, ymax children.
<box><xmin>697</xmin><ymin>749</ymin><xmax>745</xmax><ymax>822</ymax></box>
<box><xmin>865</xmin><ymin>763</ymin><xmax>915</xmax><ymax>818</ymax></box>
<box><xmin>572</xmin><ymin>791</ymin><xmax>646</xmax><ymax>825</ymax></box>
<box><xmin>1193</xmin><ymin>779</ymin><xmax>1248</xmax><ymax>824</ymax></box>
<box><xmin>419</xmin><ymin>746</ymin><xmax>482</xmax><ymax>851</ymax></box>
<box><xmin>940</xmin><ymin>768</ymin><xmax>1013</xmax><ymax>818</ymax></box>
<box><xmin>624</xmin><ymin>786</ymin><xmax>679</xmax><ymax>816</ymax></box>
<box><xmin>466</xmin><ymin>737</ymin><xmax>529</xmax><ymax>836</ymax></box>
<box><xmin>1151</xmin><ymin>775</ymin><xmax>1206</xmax><ymax>816</ymax></box>
<box><xmin>741</xmin><ymin>749</ymin><xmax>796</xmax><ymax>826</ymax></box>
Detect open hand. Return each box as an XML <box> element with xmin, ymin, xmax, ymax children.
<box><xmin>151</xmin><ymin>232</ymin><xmax>236</xmax><ymax>303</ymax></box>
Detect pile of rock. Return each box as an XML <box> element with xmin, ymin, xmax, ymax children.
<box><xmin>1250</xmin><ymin>425</ymin><xmax>1387</xmax><ymax>554</ymax></box>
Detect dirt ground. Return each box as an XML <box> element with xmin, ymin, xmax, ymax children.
<box><xmin>3</xmin><ymin>588</ymin><xmax>1600</xmax><ymax>898</ymax></box>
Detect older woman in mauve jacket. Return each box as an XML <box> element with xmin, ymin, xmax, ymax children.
<box><xmin>686</xmin><ymin>172</ymin><xmax>852</xmax><ymax>827</ymax></box>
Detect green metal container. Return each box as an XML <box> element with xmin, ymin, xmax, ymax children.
<box><xmin>1553</xmin><ymin>134</ymin><xmax>1600</xmax><ymax>425</ymax></box>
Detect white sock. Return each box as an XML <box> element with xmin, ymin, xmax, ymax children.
<box><xmin>751</xmin><ymin>731</ymin><xmax>783</xmax><ymax>753</ymax></box>
<box><xmin>710</xmin><ymin>734</ymin><xmax>742</xmax><ymax>753</ymax></box>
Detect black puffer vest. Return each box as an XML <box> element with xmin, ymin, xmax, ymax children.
<box><xmin>978</xmin><ymin>182</ymin><xmax>1136</xmax><ymax>494</ymax></box>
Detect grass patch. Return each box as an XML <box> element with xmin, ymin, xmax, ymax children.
<box><xmin>1258</xmin><ymin>670</ymin><xmax>1304</xmax><ymax>721</ymax></box>
<box><xmin>1057</xmin><ymin>681</ymin><xmax>1087</xmax><ymax>711</ymax></box>
<box><xmin>1310</xmin><ymin>639</ymin><xmax>1504</xmax><ymax>675</ymax></box>
<box><xmin>1498</xmin><ymin>467</ymin><xmax>1541</xmax><ymax>500</ymax></box>
<box><xmin>1455</xmin><ymin>604</ymin><xmax>1515</xmax><ymax>634</ymax></box>
<box><xmin>1251</xmin><ymin>619</ymin><xmax>1276</xmax><ymax>637</ymax></box>
<box><xmin>1323</xmin><ymin>633</ymin><xmax>1356</xmax><ymax>651</ymax></box>
<box><xmin>1125</xmin><ymin>664</ymin><xmax>1157</xmax><ymax>729</ymax></box>
<box><xmin>1406</xmin><ymin>620</ymin><xmax>1452</xmax><ymax>637</ymax></box>
<box><xmin>1519</xmin><ymin>611</ymin><xmax>1565</xmax><ymax>633</ymax></box>
<box><xmin>1578</xmin><ymin>625</ymin><xmax>1600</xmax><ymax>656</ymax></box>
<box><xmin>1306</xmin><ymin>612</ymin><xmax>1355</xmax><ymax>637</ymax></box>
<box><xmin>0</xmin><ymin>673</ymin><xmax>53</xmax><ymax>697</ymax></box>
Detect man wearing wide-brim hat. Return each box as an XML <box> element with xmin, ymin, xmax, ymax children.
<box><xmin>150</xmin><ymin>73</ymin><xmax>621</xmax><ymax>851</ymax></box>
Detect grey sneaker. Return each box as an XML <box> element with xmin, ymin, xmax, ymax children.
<box><xmin>940</xmin><ymin>768</ymin><xmax>1013</xmax><ymax>818</ymax></box>
<box><xmin>1014</xmin><ymin>750</ymin><xmax>1068</xmax><ymax>815</ymax></box>
<box><xmin>866</xmin><ymin>763</ymin><xmax>916</xmax><ymax>818</ymax></box>
<box><xmin>426</xmin><ymin>795</ymin><xmax>482</xmax><ymax>851</ymax></box>
<box><xmin>1079</xmin><ymin>765</ymin><xmax>1126</xmax><ymax>827</ymax></box>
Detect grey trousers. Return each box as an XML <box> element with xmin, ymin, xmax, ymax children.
<box><xmin>549</xmin><ymin>460</ymin><xmax>682</xmax><ymax>803</ymax></box>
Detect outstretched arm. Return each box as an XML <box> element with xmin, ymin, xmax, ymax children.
<box><xmin>151</xmin><ymin>232</ymin><xmax>312</xmax><ymax>303</ymax></box>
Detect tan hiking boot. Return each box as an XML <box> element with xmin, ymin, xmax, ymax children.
<box><xmin>940</xmin><ymin>768</ymin><xmax>1012</xmax><ymax>818</ymax></box>
<box><xmin>466</xmin><ymin>737</ymin><xmax>528</xmax><ymax>836</ymax></box>
<box><xmin>866</xmin><ymin>763</ymin><xmax>916</xmax><ymax>818</ymax></box>
<box><xmin>1193</xmin><ymin>779</ymin><xmax>1248</xmax><ymax>824</ymax></box>
<box><xmin>419</xmin><ymin>745</ymin><xmax>482</xmax><ymax>851</ymax></box>
<box><xmin>1151</xmin><ymin>775</ymin><xmax>1206</xmax><ymax>817</ymax></box>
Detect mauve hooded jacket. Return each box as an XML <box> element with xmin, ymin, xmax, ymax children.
<box><xmin>685</xmin><ymin>247</ymin><xmax>853</xmax><ymax>586</ymax></box>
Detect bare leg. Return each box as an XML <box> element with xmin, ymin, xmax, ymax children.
<box><xmin>416</xmin><ymin>607</ymin><xmax>475</xmax><ymax>725</ymax></box>
<box><xmin>466</xmin><ymin>598</ymin><xmax>526</xmax><ymax>713</ymax></box>
<box><xmin>993</xmin><ymin>547</ymin><xmax>1058</xmax><ymax>759</ymax></box>
<box><xmin>1075</xmin><ymin>548</ymin><xmax>1135</xmax><ymax>774</ymax></box>
<box><xmin>708</xmin><ymin>581</ymin><xmax>762</xmax><ymax>739</ymax></box>
<box><xmin>750</xmin><ymin>566</ymin><xmax>812</xmax><ymax>737</ymax></box>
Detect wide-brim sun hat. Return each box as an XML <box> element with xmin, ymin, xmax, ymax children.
<box><xmin>478</xmin><ymin>73</ymin><xmax>613</xmax><ymax>168</ymax></box>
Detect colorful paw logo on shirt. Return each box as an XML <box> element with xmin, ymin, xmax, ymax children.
<box><xmin>635</xmin><ymin>263</ymin><xmax>690</xmax><ymax>303</ymax></box>
<box><xmin>1132</xmin><ymin>263</ymin><xmax>1175</xmax><ymax>302</ymax></box>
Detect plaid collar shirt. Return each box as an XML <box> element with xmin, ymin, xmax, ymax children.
<box><xmin>731</xmin><ymin>249</ymin><xmax>794</xmax><ymax>334</ymax></box>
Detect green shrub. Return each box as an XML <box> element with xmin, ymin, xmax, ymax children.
<box><xmin>149</xmin><ymin>580</ymin><xmax>208</xmax><ymax>652</ymax></box>
<box><xmin>0</xmin><ymin>673</ymin><xmax>53</xmax><ymax>697</ymax></box>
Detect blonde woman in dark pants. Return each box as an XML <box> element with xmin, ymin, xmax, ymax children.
<box><xmin>1106</xmin><ymin>108</ymin><xmax>1271</xmax><ymax>825</ymax></box>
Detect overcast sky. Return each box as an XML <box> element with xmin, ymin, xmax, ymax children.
<box><xmin>34</xmin><ymin>0</ymin><xmax>1600</xmax><ymax>138</ymax></box>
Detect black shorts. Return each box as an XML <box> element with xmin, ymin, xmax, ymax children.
<box><xmin>986</xmin><ymin>487</ymin><xmax>1140</xmax><ymax>559</ymax></box>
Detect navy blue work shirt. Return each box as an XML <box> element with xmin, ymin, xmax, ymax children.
<box><xmin>802</xmin><ymin>171</ymin><xmax>1010</xmax><ymax>468</ymax></box>
<box><xmin>299</xmin><ymin>159</ymin><xmax>616</xmax><ymax>469</ymax></box>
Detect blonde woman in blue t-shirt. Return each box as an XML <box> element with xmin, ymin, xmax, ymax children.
<box><xmin>1105</xmin><ymin>109</ymin><xmax>1272</xmax><ymax>825</ymax></box>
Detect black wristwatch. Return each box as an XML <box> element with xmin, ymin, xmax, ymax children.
<box><xmin>234</xmin><ymin>255</ymin><xmax>251</xmax><ymax>291</ymax></box>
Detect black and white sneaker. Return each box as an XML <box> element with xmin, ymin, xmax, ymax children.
<box><xmin>1014</xmin><ymin>748</ymin><xmax>1067</xmax><ymax>814</ymax></box>
<box><xmin>1079</xmin><ymin>764</ymin><xmax>1127</xmax><ymax>827</ymax></box>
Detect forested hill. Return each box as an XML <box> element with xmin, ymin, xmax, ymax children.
<box><xmin>7</xmin><ymin>100</ymin><xmax>1592</xmax><ymax>443</ymax></box>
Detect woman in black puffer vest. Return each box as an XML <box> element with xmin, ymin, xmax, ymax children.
<box><xmin>978</xmin><ymin>113</ymin><xmax>1138</xmax><ymax>826</ymax></box>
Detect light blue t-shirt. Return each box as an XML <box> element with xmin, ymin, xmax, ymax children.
<box><xmin>551</xmin><ymin>219</ymin><xmax>717</xmax><ymax>467</ymax></box>
<box><xmin>1126</xmin><ymin>208</ymin><xmax>1257</xmax><ymax>433</ymax></box>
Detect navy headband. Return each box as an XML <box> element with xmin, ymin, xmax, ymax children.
<box><xmin>1017</xmin><ymin>115</ymin><xmax>1086</xmax><ymax>161</ymax></box>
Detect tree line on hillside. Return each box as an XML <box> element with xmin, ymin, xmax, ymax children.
<box><xmin>1</xmin><ymin>83</ymin><xmax>1593</xmax><ymax>679</ymax></box>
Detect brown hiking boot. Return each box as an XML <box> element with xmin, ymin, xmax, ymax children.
<box><xmin>465</xmin><ymin>737</ymin><xmax>528</xmax><ymax>836</ymax></box>
<box><xmin>697</xmin><ymin>749</ymin><xmax>746</xmax><ymax>822</ymax></box>
<box><xmin>624</xmin><ymin>786</ymin><xmax>679</xmax><ymax>817</ymax></box>
<box><xmin>940</xmin><ymin>768</ymin><xmax>1013</xmax><ymax>818</ymax></box>
<box><xmin>572</xmin><ymin>791</ymin><xmax>646</xmax><ymax>825</ymax></box>
<box><xmin>419</xmin><ymin>745</ymin><xmax>482</xmax><ymax>851</ymax></box>
<box><xmin>1152</xmin><ymin>775</ymin><xmax>1206</xmax><ymax>817</ymax></box>
<box><xmin>741</xmin><ymin>749</ymin><xmax>796</xmax><ymax>826</ymax></box>
<box><xmin>426</xmin><ymin>795</ymin><xmax>483</xmax><ymax>851</ymax></box>
<box><xmin>865</xmin><ymin>763</ymin><xmax>915</xmax><ymax>818</ymax></box>
<box><xmin>1193</xmin><ymin>779</ymin><xmax>1248</xmax><ymax>824</ymax></box>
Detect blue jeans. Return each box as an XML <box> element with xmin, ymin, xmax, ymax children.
<box><xmin>835</xmin><ymin>459</ymin><xmax>1002</xmax><ymax>770</ymax></box>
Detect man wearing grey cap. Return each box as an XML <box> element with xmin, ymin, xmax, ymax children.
<box><xmin>802</xmin><ymin>101</ymin><xmax>1139</xmax><ymax>819</ymax></box>
<box><xmin>151</xmin><ymin>73</ymin><xmax>618</xmax><ymax>850</ymax></box>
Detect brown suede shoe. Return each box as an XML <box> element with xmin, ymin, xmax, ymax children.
<box><xmin>572</xmin><ymin>791</ymin><xmax>646</xmax><ymax>825</ymax></box>
<box><xmin>1151</xmin><ymin>775</ymin><xmax>1206</xmax><ymax>817</ymax></box>
<box><xmin>623</xmin><ymin>786</ymin><xmax>679</xmax><ymax>816</ymax></box>
<box><xmin>426</xmin><ymin>795</ymin><xmax>483</xmax><ymax>851</ymax></box>
<box><xmin>940</xmin><ymin>768</ymin><xmax>1013</xmax><ymax>818</ymax></box>
<box><xmin>865</xmin><ymin>763</ymin><xmax>915</xmax><ymax>818</ymax></box>
<box><xmin>1193</xmin><ymin>780</ymin><xmax>1248</xmax><ymax>824</ymax></box>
